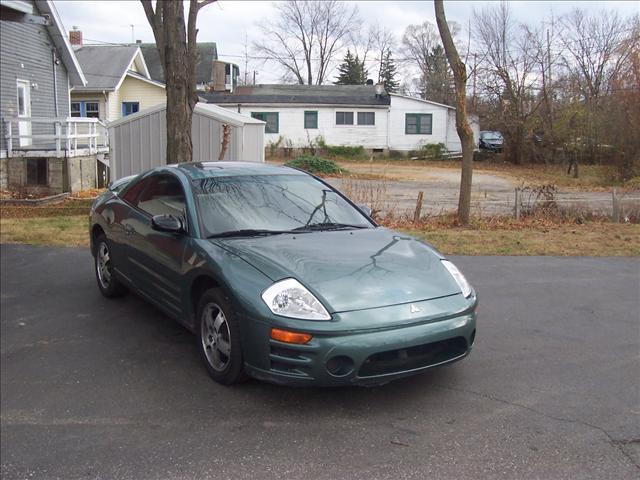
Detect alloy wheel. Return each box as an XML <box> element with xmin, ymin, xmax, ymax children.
<box><xmin>96</xmin><ymin>242</ymin><xmax>112</xmax><ymax>289</ymax></box>
<box><xmin>201</xmin><ymin>303</ymin><xmax>232</xmax><ymax>371</ymax></box>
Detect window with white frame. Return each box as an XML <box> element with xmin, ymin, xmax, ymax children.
<box><xmin>336</xmin><ymin>111</ymin><xmax>354</xmax><ymax>125</ymax></box>
<box><xmin>357</xmin><ymin>112</ymin><xmax>375</xmax><ymax>125</ymax></box>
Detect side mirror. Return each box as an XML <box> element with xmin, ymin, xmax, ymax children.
<box><xmin>151</xmin><ymin>214</ymin><xmax>183</xmax><ymax>234</ymax></box>
<box><xmin>356</xmin><ymin>203</ymin><xmax>373</xmax><ymax>217</ymax></box>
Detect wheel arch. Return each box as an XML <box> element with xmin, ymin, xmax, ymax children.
<box><xmin>90</xmin><ymin>224</ymin><xmax>106</xmax><ymax>256</ymax></box>
<box><xmin>189</xmin><ymin>274</ymin><xmax>224</xmax><ymax>329</ymax></box>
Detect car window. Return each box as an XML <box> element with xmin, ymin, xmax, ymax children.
<box><xmin>193</xmin><ymin>174</ymin><xmax>372</xmax><ymax>237</ymax></box>
<box><xmin>121</xmin><ymin>177</ymin><xmax>151</xmax><ymax>205</ymax></box>
<box><xmin>136</xmin><ymin>174</ymin><xmax>187</xmax><ymax>220</ymax></box>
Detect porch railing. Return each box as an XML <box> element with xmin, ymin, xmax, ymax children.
<box><xmin>2</xmin><ymin>117</ymin><xmax>109</xmax><ymax>157</ymax></box>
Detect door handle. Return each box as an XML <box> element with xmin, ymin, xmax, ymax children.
<box><xmin>124</xmin><ymin>224</ymin><xmax>136</xmax><ymax>236</ymax></box>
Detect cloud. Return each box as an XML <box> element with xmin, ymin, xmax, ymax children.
<box><xmin>54</xmin><ymin>0</ymin><xmax>638</xmax><ymax>84</ymax></box>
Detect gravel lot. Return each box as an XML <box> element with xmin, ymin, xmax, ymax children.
<box><xmin>327</xmin><ymin>166</ymin><xmax>640</xmax><ymax>217</ymax></box>
<box><xmin>1</xmin><ymin>244</ymin><xmax>639</xmax><ymax>479</ymax></box>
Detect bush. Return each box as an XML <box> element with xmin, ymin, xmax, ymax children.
<box><xmin>325</xmin><ymin>145</ymin><xmax>365</xmax><ymax>157</ymax></box>
<box><xmin>285</xmin><ymin>155</ymin><xmax>345</xmax><ymax>175</ymax></box>
<box><xmin>315</xmin><ymin>136</ymin><xmax>365</xmax><ymax>158</ymax></box>
<box><xmin>419</xmin><ymin>143</ymin><xmax>449</xmax><ymax>160</ymax></box>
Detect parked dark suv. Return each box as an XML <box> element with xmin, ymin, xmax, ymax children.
<box><xmin>479</xmin><ymin>131</ymin><xmax>504</xmax><ymax>152</ymax></box>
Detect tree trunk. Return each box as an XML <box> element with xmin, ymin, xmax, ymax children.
<box><xmin>141</xmin><ymin>0</ymin><xmax>207</xmax><ymax>165</ymax></box>
<box><xmin>434</xmin><ymin>0</ymin><xmax>475</xmax><ymax>225</ymax></box>
<box><xmin>163</xmin><ymin>1</ymin><xmax>196</xmax><ymax>164</ymax></box>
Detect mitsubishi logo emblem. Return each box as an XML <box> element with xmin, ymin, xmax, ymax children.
<box><xmin>410</xmin><ymin>304</ymin><xmax>421</xmax><ymax>314</ymax></box>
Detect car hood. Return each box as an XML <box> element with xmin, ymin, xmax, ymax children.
<box><xmin>213</xmin><ymin>227</ymin><xmax>461</xmax><ymax>312</ymax></box>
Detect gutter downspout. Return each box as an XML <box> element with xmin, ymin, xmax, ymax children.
<box><xmin>52</xmin><ymin>50</ymin><xmax>59</xmax><ymax>117</ymax></box>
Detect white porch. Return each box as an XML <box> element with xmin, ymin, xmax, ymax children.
<box><xmin>1</xmin><ymin>117</ymin><xmax>109</xmax><ymax>159</ymax></box>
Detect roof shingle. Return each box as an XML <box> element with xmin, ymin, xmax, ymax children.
<box><xmin>201</xmin><ymin>84</ymin><xmax>390</xmax><ymax>106</ymax></box>
<box><xmin>73</xmin><ymin>45</ymin><xmax>139</xmax><ymax>91</ymax></box>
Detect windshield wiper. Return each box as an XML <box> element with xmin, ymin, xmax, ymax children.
<box><xmin>207</xmin><ymin>229</ymin><xmax>295</xmax><ymax>239</ymax></box>
<box><xmin>292</xmin><ymin>222</ymin><xmax>369</xmax><ymax>232</ymax></box>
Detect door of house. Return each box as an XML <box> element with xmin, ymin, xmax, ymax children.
<box><xmin>17</xmin><ymin>80</ymin><xmax>31</xmax><ymax>147</ymax></box>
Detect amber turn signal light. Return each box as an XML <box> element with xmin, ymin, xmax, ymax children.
<box><xmin>271</xmin><ymin>328</ymin><xmax>312</xmax><ymax>345</ymax></box>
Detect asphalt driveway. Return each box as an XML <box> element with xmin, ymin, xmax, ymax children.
<box><xmin>1</xmin><ymin>244</ymin><xmax>638</xmax><ymax>480</ymax></box>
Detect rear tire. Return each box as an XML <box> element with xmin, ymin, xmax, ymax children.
<box><xmin>94</xmin><ymin>234</ymin><xmax>127</xmax><ymax>298</ymax></box>
<box><xmin>196</xmin><ymin>288</ymin><xmax>246</xmax><ymax>385</ymax></box>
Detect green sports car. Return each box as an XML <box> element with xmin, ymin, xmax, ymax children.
<box><xmin>90</xmin><ymin>162</ymin><xmax>477</xmax><ymax>386</ymax></box>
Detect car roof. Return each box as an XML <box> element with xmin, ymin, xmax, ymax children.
<box><xmin>169</xmin><ymin>161</ymin><xmax>304</xmax><ymax>180</ymax></box>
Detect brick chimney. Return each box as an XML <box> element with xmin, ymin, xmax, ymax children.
<box><xmin>69</xmin><ymin>27</ymin><xmax>82</xmax><ymax>47</ymax></box>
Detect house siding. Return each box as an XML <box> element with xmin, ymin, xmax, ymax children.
<box><xmin>116</xmin><ymin>75</ymin><xmax>165</xmax><ymax>121</ymax></box>
<box><xmin>68</xmin><ymin>93</ymin><xmax>107</xmax><ymax>120</ymax></box>
<box><xmin>0</xmin><ymin>1</ymin><xmax>70</xmax><ymax>151</ymax></box>
<box><xmin>214</xmin><ymin>95</ymin><xmax>479</xmax><ymax>153</ymax></box>
<box><xmin>226</xmin><ymin>105</ymin><xmax>389</xmax><ymax>150</ymax></box>
<box><xmin>71</xmin><ymin>76</ymin><xmax>165</xmax><ymax>123</ymax></box>
<box><xmin>387</xmin><ymin>95</ymin><xmax>450</xmax><ymax>151</ymax></box>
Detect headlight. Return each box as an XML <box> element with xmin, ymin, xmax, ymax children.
<box><xmin>261</xmin><ymin>278</ymin><xmax>331</xmax><ymax>320</ymax></box>
<box><xmin>441</xmin><ymin>260</ymin><xmax>472</xmax><ymax>298</ymax></box>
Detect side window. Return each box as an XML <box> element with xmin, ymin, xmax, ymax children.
<box><xmin>136</xmin><ymin>175</ymin><xmax>187</xmax><ymax>220</ymax></box>
<box><xmin>251</xmin><ymin>112</ymin><xmax>279</xmax><ymax>133</ymax></box>
<box><xmin>121</xmin><ymin>177</ymin><xmax>151</xmax><ymax>205</ymax></box>
<box><xmin>71</xmin><ymin>102</ymin><xmax>82</xmax><ymax>117</ymax></box>
<box><xmin>122</xmin><ymin>102</ymin><xmax>139</xmax><ymax>116</ymax></box>
<box><xmin>336</xmin><ymin>111</ymin><xmax>354</xmax><ymax>125</ymax></box>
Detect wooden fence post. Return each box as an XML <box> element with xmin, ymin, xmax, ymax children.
<box><xmin>514</xmin><ymin>188</ymin><xmax>521</xmax><ymax>220</ymax></box>
<box><xmin>612</xmin><ymin>188</ymin><xmax>620</xmax><ymax>223</ymax></box>
<box><xmin>413</xmin><ymin>191</ymin><xmax>424</xmax><ymax>224</ymax></box>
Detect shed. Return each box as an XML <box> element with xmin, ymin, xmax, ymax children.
<box><xmin>107</xmin><ymin>102</ymin><xmax>265</xmax><ymax>180</ymax></box>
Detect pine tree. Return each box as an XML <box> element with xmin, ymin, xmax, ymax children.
<box><xmin>420</xmin><ymin>44</ymin><xmax>454</xmax><ymax>104</ymax></box>
<box><xmin>378</xmin><ymin>48</ymin><xmax>399</xmax><ymax>93</ymax></box>
<box><xmin>334</xmin><ymin>50</ymin><xmax>368</xmax><ymax>85</ymax></box>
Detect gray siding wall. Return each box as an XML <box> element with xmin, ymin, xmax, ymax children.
<box><xmin>0</xmin><ymin>1</ymin><xmax>71</xmax><ymax>151</ymax></box>
<box><xmin>242</xmin><ymin>124</ymin><xmax>266</xmax><ymax>162</ymax></box>
<box><xmin>110</xmin><ymin>110</ymin><xmax>246</xmax><ymax>180</ymax></box>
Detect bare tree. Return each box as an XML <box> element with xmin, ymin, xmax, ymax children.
<box><xmin>558</xmin><ymin>9</ymin><xmax>638</xmax><ymax>163</ymax></box>
<box><xmin>472</xmin><ymin>2</ymin><xmax>541</xmax><ymax>164</ymax></box>
<box><xmin>254</xmin><ymin>1</ymin><xmax>359</xmax><ymax>85</ymax></box>
<box><xmin>141</xmin><ymin>0</ymin><xmax>217</xmax><ymax>163</ymax></box>
<box><xmin>367</xmin><ymin>24</ymin><xmax>395</xmax><ymax>84</ymax></box>
<box><xmin>434</xmin><ymin>0</ymin><xmax>475</xmax><ymax>225</ymax></box>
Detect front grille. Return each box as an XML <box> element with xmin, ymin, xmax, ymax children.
<box><xmin>358</xmin><ymin>337</ymin><xmax>468</xmax><ymax>377</ymax></box>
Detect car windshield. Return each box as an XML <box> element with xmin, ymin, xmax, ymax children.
<box><xmin>193</xmin><ymin>174</ymin><xmax>372</xmax><ymax>237</ymax></box>
<box><xmin>482</xmin><ymin>132</ymin><xmax>503</xmax><ymax>141</ymax></box>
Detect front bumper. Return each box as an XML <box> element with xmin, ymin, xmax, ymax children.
<box><xmin>243</xmin><ymin>295</ymin><xmax>477</xmax><ymax>387</ymax></box>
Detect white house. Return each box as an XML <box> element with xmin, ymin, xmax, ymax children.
<box><xmin>202</xmin><ymin>84</ymin><xmax>479</xmax><ymax>154</ymax></box>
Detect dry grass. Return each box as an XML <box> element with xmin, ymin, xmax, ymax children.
<box><xmin>1</xmin><ymin>211</ymin><xmax>638</xmax><ymax>256</ymax></box>
<box><xmin>330</xmin><ymin>158</ymin><xmax>637</xmax><ymax>191</ymax></box>
<box><xmin>1</xmin><ymin>215</ymin><xmax>88</xmax><ymax>247</ymax></box>
<box><xmin>401</xmin><ymin>223</ymin><xmax>640</xmax><ymax>256</ymax></box>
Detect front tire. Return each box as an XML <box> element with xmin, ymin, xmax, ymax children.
<box><xmin>196</xmin><ymin>288</ymin><xmax>245</xmax><ymax>385</ymax></box>
<box><xmin>94</xmin><ymin>234</ymin><xmax>127</xmax><ymax>298</ymax></box>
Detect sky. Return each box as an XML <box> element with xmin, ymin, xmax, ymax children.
<box><xmin>55</xmin><ymin>0</ymin><xmax>639</xmax><ymax>83</ymax></box>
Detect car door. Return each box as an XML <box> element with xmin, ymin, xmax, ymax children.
<box><xmin>112</xmin><ymin>176</ymin><xmax>153</xmax><ymax>284</ymax></box>
<box><xmin>124</xmin><ymin>173</ymin><xmax>190</xmax><ymax>317</ymax></box>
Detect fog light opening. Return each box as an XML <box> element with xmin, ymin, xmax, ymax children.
<box><xmin>326</xmin><ymin>355</ymin><xmax>355</xmax><ymax>377</ymax></box>
<box><xmin>469</xmin><ymin>329</ymin><xmax>476</xmax><ymax>347</ymax></box>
